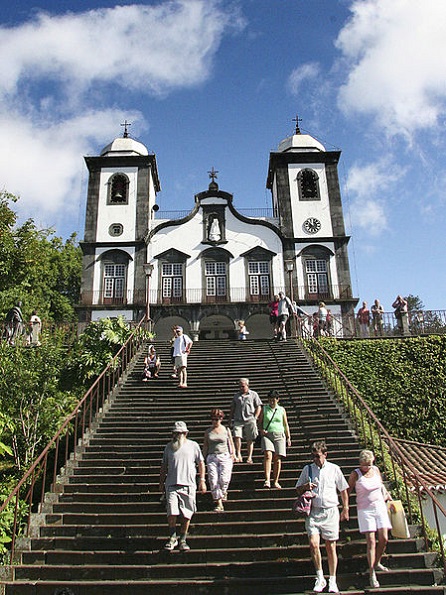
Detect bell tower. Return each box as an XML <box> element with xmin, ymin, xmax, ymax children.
<box><xmin>78</xmin><ymin>127</ymin><xmax>160</xmax><ymax>324</ymax></box>
<box><xmin>266</xmin><ymin>120</ymin><xmax>357</xmax><ymax>327</ymax></box>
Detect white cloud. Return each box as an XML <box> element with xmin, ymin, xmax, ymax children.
<box><xmin>0</xmin><ymin>109</ymin><xmax>141</xmax><ymax>215</ymax></box>
<box><xmin>336</xmin><ymin>0</ymin><xmax>446</xmax><ymax>138</ymax></box>
<box><xmin>0</xmin><ymin>1</ymin><xmax>243</xmax><ymax>232</ymax></box>
<box><xmin>0</xmin><ymin>1</ymin><xmax>241</xmax><ymax>99</ymax></box>
<box><xmin>287</xmin><ymin>62</ymin><xmax>321</xmax><ymax>95</ymax></box>
<box><xmin>345</xmin><ymin>160</ymin><xmax>404</xmax><ymax>235</ymax></box>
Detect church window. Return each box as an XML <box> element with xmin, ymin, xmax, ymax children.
<box><xmin>162</xmin><ymin>263</ymin><xmax>183</xmax><ymax>301</ymax></box>
<box><xmin>103</xmin><ymin>263</ymin><xmax>126</xmax><ymax>303</ymax></box>
<box><xmin>298</xmin><ymin>169</ymin><xmax>320</xmax><ymax>201</ymax></box>
<box><xmin>109</xmin><ymin>174</ymin><xmax>129</xmax><ymax>204</ymax></box>
<box><xmin>205</xmin><ymin>261</ymin><xmax>227</xmax><ymax>299</ymax></box>
<box><xmin>248</xmin><ymin>261</ymin><xmax>270</xmax><ymax>297</ymax></box>
<box><xmin>109</xmin><ymin>223</ymin><xmax>123</xmax><ymax>237</ymax></box>
<box><xmin>305</xmin><ymin>259</ymin><xmax>329</xmax><ymax>297</ymax></box>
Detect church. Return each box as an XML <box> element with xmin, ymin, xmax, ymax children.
<box><xmin>77</xmin><ymin>123</ymin><xmax>358</xmax><ymax>339</ymax></box>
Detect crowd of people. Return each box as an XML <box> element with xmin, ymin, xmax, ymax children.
<box><xmin>158</xmin><ymin>373</ymin><xmax>395</xmax><ymax>591</ymax></box>
<box><xmin>356</xmin><ymin>295</ymin><xmax>408</xmax><ymax>337</ymax></box>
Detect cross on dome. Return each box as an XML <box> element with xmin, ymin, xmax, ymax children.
<box><xmin>121</xmin><ymin>120</ymin><xmax>132</xmax><ymax>138</ymax></box>
<box><xmin>208</xmin><ymin>167</ymin><xmax>219</xmax><ymax>182</ymax></box>
<box><xmin>292</xmin><ymin>114</ymin><xmax>302</xmax><ymax>134</ymax></box>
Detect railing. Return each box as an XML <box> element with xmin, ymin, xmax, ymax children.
<box><xmin>154</xmin><ymin>208</ymin><xmax>278</xmax><ymax>220</ymax></box>
<box><xmin>0</xmin><ymin>318</ymin><xmax>147</xmax><ymax>564</ymax></box>
<box><xmin>344</xmin><ymin>310</ymin><xmax>446</xmax><ymax>338</ymax></box>
<box><xmin>302</xmin><ymin>336</ymin><xmax>446</xmax><ymax>574</ymax></box>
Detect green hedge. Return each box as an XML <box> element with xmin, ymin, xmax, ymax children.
<box><xmin>320</xmin><ymin>336</ymin><xmax>446</xmax><ymax>445</ymax></box>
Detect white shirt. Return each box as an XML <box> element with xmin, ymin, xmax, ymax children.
<box><xmin>296</xmin><ymin>460</ymin><xmax>348</xmax><ymax>509</ymax></box>
<box><xmin>172</xmin><ymin>333</ymin><xmax>192</xmax><ymax>357</ymax></box>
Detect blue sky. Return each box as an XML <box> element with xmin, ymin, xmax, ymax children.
<box><xmin>1</xmin><ymin>0</ymin><xmax>446</xmax><ymax>311</ymax></box>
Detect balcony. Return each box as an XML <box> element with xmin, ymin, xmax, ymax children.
<box><xmin>78</xmin><ymin>284</ymin><xmax>354</xmax><ymax>307</ymax></box>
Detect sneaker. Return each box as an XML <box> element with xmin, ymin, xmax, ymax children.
<box><xmin>370</xmin><ymin>572</ymin><xmax>380</xmax><ymax>588</ymax></box>
<box><xmin>164</xmin><ymin>537</ymin><xmax>178</xmax><ymax>551</ymax></box>
<box><xmin>313</xmin><ymin>576</ymin><xmax>327</xmax><ymax>592</ymax></box>
<box><xmin>375</xmin><ymin>562</ymin><xmax>389</xmax><ymax>572</ymax></box>
<box><xmin>328</xmin><ymin>578</ymin><xmax>339</xmax><ymax>593</ymax></box>
<box><xmin>178</xmin><ymin>540</ymin><xmax>190</xmax><ymax>551</ymax></box>
<box><xmin>214</xmin><ymin>502</ymin><xmax>224</xmax><ymax>512</ymax></box>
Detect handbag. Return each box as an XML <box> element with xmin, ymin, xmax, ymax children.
<box><xmin>255</xmin><ymin>407</ymin><xmax>278</xmax><ymax>447</ymax></box>
<box><xmin>387</xmin><ymin>500</ymin><xmax>410</xmax><ymax>539</ymax></box>
<box><xmin>292</xmin><ymin>464</ymin><xmax>316</xmax><ymax>516</ymax></box>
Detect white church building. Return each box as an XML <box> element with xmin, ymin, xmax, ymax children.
<box><xmin>78</xmin><ymin>124</ymin><xmax>358</xmax><ymax>340</ymax></box>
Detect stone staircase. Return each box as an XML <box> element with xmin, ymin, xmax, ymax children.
<box><xmin>2</xmin><ymin>339</ymin><xmax>444</xmax><ymax>594</ymax></box>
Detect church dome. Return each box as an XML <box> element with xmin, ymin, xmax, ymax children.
<box><xmin>100</xmin><ymin>136</ymin><xmax>149</xmax><ymax>157</ymax></box>
<box><xmin>277</xmin><ymin>132</ymin><xmax>325</xmax><ymax>153</ymax></box>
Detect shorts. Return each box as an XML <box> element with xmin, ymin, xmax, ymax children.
<box><xmin>269</xmin><ymin>314</ymin><xmax>278</xmax><ymax>325</ymax></box>
<box><xmin>166</xmin><ymin>485</ymin><xmax>196</xmax><ymax>519</ymax></box>
<box><xmin>306</xmin><ymin>506</ymin><xmax>340</xmax><ymax>541</ymax></box>
<box><xmin>262</xmin><ymin>432</ymin><xmax>286</xmax><ymax>457</ymax></box>
<box><xmin>278</xmin><ymin>314</ymin><xmax>289</xmax><ymax>324</ymax></box>
<box><xmin>358</xmin><ymin>500</ymin><xmax>392</xmax><ymax>533</ymax></box>
<box><xmin>233</xmin><ymin>419</ymin><xmax>258</xmax><ymax>441</ymax></box>
<box><xmin>175</xmin><ymin>354</ymin><xmax>188</xmax><ymax>369</ymax></box>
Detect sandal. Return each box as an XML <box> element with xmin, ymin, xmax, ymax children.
<box><xmin>263</xmin><ymin>481</ymin><xmax>271</xmax><ymax>488</ymax></box>
<box><xmin>273</xmin><ymin>482</ymin><xmax>282</xmax><ymax>489</ymax></box>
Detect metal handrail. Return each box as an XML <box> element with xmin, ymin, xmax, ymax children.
<box><xmin>302</xmin><ymin>336</ymin><xmax>446</xmax><ymax>574</ymax></box>
<box><xmin>0</xmin><ymin>318</ymin><xmax>147</xmax><ymax>564</ymax></box>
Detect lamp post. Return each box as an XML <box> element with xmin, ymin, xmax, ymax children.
<box><xmin>284</xmin><ymin>259</ymin><xmax>295</xmax><ymax>338</ymax></box>
<box><xmin>143</xmin><ymin>263</ymin><xmax>154</xmax><ymax>331</ymax></box>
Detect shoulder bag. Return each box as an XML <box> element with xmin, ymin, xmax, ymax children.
<box><xmin>292</xmin><ymin>464</ymin><xmax>316</xmax><ymax>516</ymax></box>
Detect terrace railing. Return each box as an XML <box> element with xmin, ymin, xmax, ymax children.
<box><xmin>302</xmin><ymin>336</ymin><xmax>446</xmax><ymax>575</ymax></box>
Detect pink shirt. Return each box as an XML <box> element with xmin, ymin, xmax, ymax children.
<box><xmin>355</xmin><ymin>467</ymin><xmax>384</xmax><ymax>510</ymax></box>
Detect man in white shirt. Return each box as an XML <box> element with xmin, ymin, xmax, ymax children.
<box><xmin>172</xmin><ymin>326</ymin><xmax>193</xmax><ymax>388</ymax></box>
<box><xmin>295</xmin><ymin>440</ymin><xmax>349</xmax><ymax>593</ymax></box>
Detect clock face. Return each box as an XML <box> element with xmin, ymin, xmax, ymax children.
<box><xmin>303</xmin><ymin>217</ymin><xmax>321</xmax><ymax>234</ymax></box>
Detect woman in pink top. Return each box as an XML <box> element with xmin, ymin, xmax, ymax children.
<box><xmin>348</xmin><ymin>450</ymin><xmax>393</xmax><ymax>589</ymax></box>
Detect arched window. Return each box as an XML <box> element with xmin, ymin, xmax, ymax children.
<box><xmin>297</xmin><ymin>169</ymin><xmax>320</xmax><ymax>201</ymax></box>
<box><xmin>201</xmin><ymin>248</ymin><xmax>232</xmax><ymax>303</ymax></box>
<box><xmin>100</xmin><ymin>250</ymin><xmax>131</xmax><ymax>304</ymax></box>
<box><xmin>301</xmin><ymin>246</ymin><xmax>332</xmax><ymax>300</ymax></box>
<box><xmin>108</xmin><ymin>173</ymin><xmax>129</xmax><ymax>204</ymax></box>
<box><xmin>241</xmin><ymin>246</ymin><xmax>275</xmax><ymax>302</ymax></box>
<box><xmin>155</xmin><ymin>248</ymin><xmax>189</xmax><ymax>304</ymax></box>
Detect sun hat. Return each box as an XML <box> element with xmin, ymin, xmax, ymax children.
<box><xmin>172</xmin><ymin>421</ymin><xmax>188</xmax><ymax>433</ymax></box>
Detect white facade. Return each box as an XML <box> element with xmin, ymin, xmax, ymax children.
<box><xmin>79</xmin><ymin>127</ymin><xmax>357</xmax><ymax>339</ymax></box>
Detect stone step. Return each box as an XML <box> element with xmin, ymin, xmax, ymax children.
<box><xmin>6</xmin><ymin>339</ymin><xmax>440</xmax><ymax>594</ymax></box>
<box><xmin>10</xmin><ymin>562</ymin><xmax>442</xmax><ymax>585</ymax></box>
<box><xmin>24</xmin><ymin>534</ymin><xmax>426</xmax><ymax>555</ymax></box>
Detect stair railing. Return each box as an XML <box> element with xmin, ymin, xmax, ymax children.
<box><xmin>302</xmin><ymin>336</ymin><xmax>446</xmax><ymax>575</ymax></box>
<box><xmin>0</xmin><ymin>317</ymin><xmax>147</xmax><ymax>564</ymax></box>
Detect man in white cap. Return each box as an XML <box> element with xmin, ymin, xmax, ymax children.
<box><xmin>159</xmin><ymin>421</ymin><xmax>207</xmax><ymax>551</ymax></box>
<box><xmin>172</xmin><ymin>326</ymin><xmax>193</xmax><ymax>388</ymax></box>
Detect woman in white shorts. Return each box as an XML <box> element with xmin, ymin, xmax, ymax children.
<box><xmin>348</xmin><ymin>450</ymin><xmax>393</xmax><ymax>589</ymax></box>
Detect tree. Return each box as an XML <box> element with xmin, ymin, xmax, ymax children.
<box><xmin>0</xmin><ymin>191</ymin><xmax>82</xmax><ymax>323</ymax></box>
<box><xmin>405</xmin><ymin>294</ymin><xmax>424</xmax><ymax>312</ymax></box>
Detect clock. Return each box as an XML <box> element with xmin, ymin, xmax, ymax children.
<box><xmin>303</xmin><ymin>217</ymin><xmax>321</xmax><ymax>234</ymax></box>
